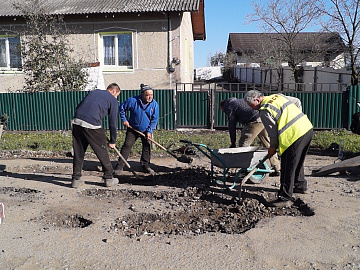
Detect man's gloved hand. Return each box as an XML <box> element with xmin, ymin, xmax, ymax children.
<box><xmin>267</xmin><ymin>147</ymin><xmax>277</xmax><ymax>157</ymax></box>
<box><xmin>144</xmin><ymin>132</ymin><xmax>152</xmax><ymax>140</ymax></box>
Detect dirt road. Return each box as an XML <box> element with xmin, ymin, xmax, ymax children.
<box><xmin>0</xmin><ymin>151</ymin><xmax>359</xmax><ymax>269</ymax></box>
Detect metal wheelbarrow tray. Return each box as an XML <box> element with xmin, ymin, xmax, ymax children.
<box><xmin>211</xmin><ymin>146</ymin><xmax>267</xmax><ymax>168</ymax></box>
<box><xmin>181</xmin><ymin>140</ymin><xmax>273</xmax><ymax>190</ymax></box>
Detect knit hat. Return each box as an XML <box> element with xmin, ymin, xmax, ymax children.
<box><xmin>140</xmin><ymin>83</ymin><xmax>152</xmax><ymax>93</ymax></box>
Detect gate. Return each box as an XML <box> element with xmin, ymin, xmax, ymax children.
<box><xmin>175</xmin><ymin>83</ymin><xmax>211</xmax><ymax>128</ymax></box>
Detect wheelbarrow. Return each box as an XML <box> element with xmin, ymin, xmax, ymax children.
<box><xmin>180</xmin><ymin>140</ymin><xmax>273</xmax><ymax>190</ymax></box>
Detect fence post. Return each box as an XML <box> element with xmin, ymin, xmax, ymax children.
<box><xmin>209</xmin><ymin>85</ymin><xmax>215</xmax><ymax>129</ymax></box>
<box><xmin>313</xmin><ymin>67</ymin><xmax>317</xmax><ymax>91</ymax></box>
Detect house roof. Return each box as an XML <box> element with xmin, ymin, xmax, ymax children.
<box><xmin>1</xmin><ymin>0</ymin><xmax>206</xmax><ymax>40</ymax></box>
<box><xmin>191</xmin><ymin>0</ymin><xmax>205</xmax><ymax>40</ymax></box>
<box><xmin>1</xmin><ymin>0</ymin><xmax>201</xmax><ymax>16</ymax></box>
<box><xmin>228</xmin><ymin>32</ymin><xmax>346</xmax><ymax>54</ymax></box>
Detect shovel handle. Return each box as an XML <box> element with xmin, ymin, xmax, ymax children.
<box><xmin>128</xmin><ymin>126</ymin><xmax>167</xmax><ymax>151</ymax></box>
<box><xmin>128</xmin><ymin>126</ymin><xmax>191</xmax><ymax>163</ymax></box>
<box><xmin>242</xmin><ymin>154</ymin><xmax>270</xmax><ymax>183</ymax></box>
<box><xmin>113</xmin><ymin>146</ymin><xmax>139</xmax><ymax>179</ymax></box>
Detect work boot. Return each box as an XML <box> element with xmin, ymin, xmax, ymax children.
<box><xmin>269</xmin><ymin>198</ymin><xmax>293</xmax><ymax>208</ymax></box>
<box><xmin>71</xmin><ymin>178</ymin><xmax>84</xmax><ymax>188</ymax></box>
<box><xmin>269</xmin><ymin>169</ymin><xmax>281</xmax><ymax>177</ymax></box>
<box><xmin>104</xmin><ymin>178</ymin><xmax>118</xmax><ymax>187</ymax></box>
<box><xmin>142</xmin><ymin>165</ymin><xmax>155</xmax><ymax>175</ymax></box>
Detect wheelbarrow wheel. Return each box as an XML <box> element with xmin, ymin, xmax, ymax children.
<box><xmin>246</xmin><ymin>171</ymin><xmax>268</xmax><ymax>184</ymax></box>
<box><xmin>245</xmin><ymin>160</ymin><xmax>270</xmax><ymax>184</ymax></box>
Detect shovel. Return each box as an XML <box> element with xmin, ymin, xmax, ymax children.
<box><xmin>128</xmin><ymin>126</ymin><xmax>193</xmax><ymax>164</ymax></box>
<box><xmin>112</xmin><ymin>146</ymin><xmax>139</xmax><ymax>179</ymax></box>
<box><xmin>238</xmin><ymin>154</ymin><xmax>270</xmax><ymax>199</ymax></box>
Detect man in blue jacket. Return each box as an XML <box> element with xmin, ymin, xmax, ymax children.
<box><xmin>114</xmin><ymin>84</ymin><xmax>159</xmax><ymax>175</ymax></box>
<box><xmin>71</xmin><ymin>83</ymin><xmax>120</xmax><ymax>188</ymax></box>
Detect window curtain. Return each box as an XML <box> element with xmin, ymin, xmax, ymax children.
<box><xmin>103</xmin><ymin>36</ymin><xmax>115</xmax><ymax>65</ymax></box>
<box><xmin>0</xmin><ymin>40</ymin><xmax>6</xmax><ymax>67</ymax></box>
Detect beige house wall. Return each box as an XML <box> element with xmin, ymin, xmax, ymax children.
<box><xmin>179</xmin><ymin>12</ymin><xmax>195</xmax><ymax>85</ymax></box>
<box><xmin>0</xmin><ymin>72</ymin><xmax>25</xmax><ymax>92</ymax></box>
<box><xmin>0</xmin><ymin>12</ymin><xmax>195</xmax><ymax>92</ymax></box>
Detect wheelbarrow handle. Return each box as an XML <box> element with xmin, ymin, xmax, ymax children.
<box><xmin>180</xmin><ymin>139</ymin><xmax>202</xmax><ymax>147</ymax></box>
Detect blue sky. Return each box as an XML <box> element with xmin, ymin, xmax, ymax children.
<box><xmin>194</xmin><ymin>0</ymin><xmax>331</xmax><ymax>68</ymax></box>
<box><xmin>194</xmin><ymin>0</ymin><xmax>261</xmax><ymax>68</ymax></box>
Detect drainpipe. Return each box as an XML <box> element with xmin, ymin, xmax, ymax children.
<box><xmin>166</xmin><ymin>12</ymin><xmax>174</xmax><ymax>90</ymax></box>
<box><xmin>167</xmin><ymin>13</ymin><xmax>175</xmax><ymax>74</ymax></box>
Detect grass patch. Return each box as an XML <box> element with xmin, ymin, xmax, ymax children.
<box><xmin>1</xmin><ymin>129</ymin><xmax>360</xmax><ymax>156</ymax></box>
<box><xmin>311</xmin><ymin>129</ymin><xmax>360</xmax><ymax>154</ymax></box>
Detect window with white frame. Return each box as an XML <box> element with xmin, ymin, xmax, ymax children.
<box><xmin>0</xmin><ymin>37</ymin><xmax>21</xmax><ymax>70</ymax></box>
<box><xmin>100</xmin><ymin>32</ymin><xmax>133</xmax><ymax>69</ymax></box>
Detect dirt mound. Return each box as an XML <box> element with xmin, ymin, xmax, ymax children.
<box><xmin>78</xmin><ymin>166</ymin><xmax>314</xmax><ymax>238</ymax></box>
<box><xmin>38</xmin><ymin>210</ymin><xmax>93</xmax><ymax>228</ymax></box>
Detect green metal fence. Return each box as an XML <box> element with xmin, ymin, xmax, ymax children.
<box><xmin>0</xmin><ymin>90</ymin><xmax>175</xmax><ymax>131</ymax></box>
<box><xmin>286</xmin><ymin>91</ymin><xmax>346</xmax><ymax>129</ymax></box>
<box><xmin>180</xmin><ymin>90</ymin><xmax>347</xmax><ymax>129</ymax></box>
<box><xmin>1</xmin><ymin>86</ymin><xmax>360</xmax><ymax>131</ymax></box>
<box><xmin>348</xmin><ymin>85</ymin><xmax>360</xmax><ymax>129</ymax></box>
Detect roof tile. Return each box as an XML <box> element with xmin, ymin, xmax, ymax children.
<box><xmin>228</xmin><ymin>32</ymin><xmax>347</xmax><ymax>53</ymax></box>
<box><xmin>0</xmin><ymin>0</ymin><xmax>200</xmax><ymax>16</ymax></box>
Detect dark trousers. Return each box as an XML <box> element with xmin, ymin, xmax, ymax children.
<box><xmin>72</xmin><ymin>124</ymin><xmax>113</xmax><ymax>180</ymax></box>
<box><xmin>116</xmin><ymin>128</ymin><xmax>151</xmax><ymax>169</ymax></box>
<box><xmin>279</xmin><ymin>129</ymin><xmax>313</xmax><ymax>200</ymax></box>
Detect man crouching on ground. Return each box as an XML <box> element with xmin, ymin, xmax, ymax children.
<box><xmin>71</xmin><ymin>83</ymin><xmax>121</xmax><ymax>188</ymax></box>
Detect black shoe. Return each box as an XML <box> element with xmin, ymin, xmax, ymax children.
<box><xmin>293</xmin><ymin>187</ymin><xmax>308</xmax><ymax>194</ymax></box>
<box><xmin>269</xmin><ymin>170</ymin><xmax>280</xmax><ymax>177</ymax></box>
<box><xmin>142</xmin><ymin>166</ymin><xmax>155</xmax><ymax>175</ymax></box>
<box><xmin>269</xmin><ymin>198</ymin><xmax>293</xmax><ymax>208</ymax></box>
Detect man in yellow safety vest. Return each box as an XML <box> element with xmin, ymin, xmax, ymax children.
<box><xmin>244</xmin><ymin>90</ymin><xmax>313</xmax><ymax>207</ymax></box>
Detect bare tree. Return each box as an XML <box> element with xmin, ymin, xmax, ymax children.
<box><xmin>240</xmin><ymin>34</ymin><xmax>287</xmax><ymax>87</ymax></box>
<box><xmin>320</xmin><ymin>0</ymin><xmax>360</xmax><ymax>85</ymax></box>
<box><xmin>208</xmin><ymin>50</ymin><xmax>238</xmax><ymax>81</ymax></box>
<box><xmin>209</xmin><ymin>50</ymin><xmax>226</xmax><ymax>67</ymax></box>
<box><xmin>249</xmin><ymin>0</ymin><xmax>322</xmax><ymax>83</ymax></box>
<box><xmin>223</xmin><ymin>51</ymin><xmax>238</xmax><ymax>81</ymax></box>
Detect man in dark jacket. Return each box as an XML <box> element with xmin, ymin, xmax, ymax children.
<box><xmin>114</xmin><ymin>84</ymin><xmax>159</xmax><ymax>175</ymax></box>
<box><xmin>220</xmin><ymin>97</ymin><xmax>280</xmax><ymax>174</ymax></box>
<box><xmin>71</xmin><ymin>83</ymin><xmax>121</xmax><ymax>188</ymax></box>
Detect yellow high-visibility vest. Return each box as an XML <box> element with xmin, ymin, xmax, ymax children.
<box><xmin>259</xmin><ymin>94</ymin><xmax>313</xmax><ymax>155</ymax></box>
